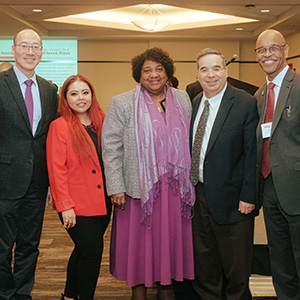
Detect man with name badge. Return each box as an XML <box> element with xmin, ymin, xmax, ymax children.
<box><xmin>255</xmin><ymin>29</ymin><xmax>300</xmax><ymax>300</ymax></box>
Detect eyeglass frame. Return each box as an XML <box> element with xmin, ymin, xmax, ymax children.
<box><xmin>254</xmin><ymin>44</ymin><xmax>286</xmax><ymax>55</ymax></box>
<box><xmin>15</xmin><ymin>43</ymin><xmax>43</xmax><ymax>53</ymax></box>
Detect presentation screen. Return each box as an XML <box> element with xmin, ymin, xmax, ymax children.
<box><xmin>0</xmin><ymin>39</ymin><xmax>77</xmax><ymax>88</ymax></box>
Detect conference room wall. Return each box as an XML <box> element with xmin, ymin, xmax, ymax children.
<box><xmin>286</xmin><ymin>31</ymin><xmax>300</xmax><ymax>72</ymax></box>
<box><xmin>78</xmin><ymin>39</ymin><xmax>265</xmax><ymax>112</ymax></box>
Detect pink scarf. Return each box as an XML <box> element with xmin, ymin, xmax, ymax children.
<box><xmin>134</xmin><ymin>83</ymin><xmax>195</xmax><ymax>226</ymax></box>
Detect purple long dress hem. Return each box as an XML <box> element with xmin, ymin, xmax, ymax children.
<box><xmin>110</xmin><ymin>174</ymin><xmax>194</xmax><ymax>287</ymax></box>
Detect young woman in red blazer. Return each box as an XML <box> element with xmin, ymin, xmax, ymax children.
<box><xmin>47</xmin><ymin>74</ymin><xmax>111</xmax><ymax>300</ymax></box>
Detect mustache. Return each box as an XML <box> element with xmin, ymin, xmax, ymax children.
<box><xmin>261</xmin><ymin>57</ymin><xmax>277</xmax><ymax>63</ymax></box>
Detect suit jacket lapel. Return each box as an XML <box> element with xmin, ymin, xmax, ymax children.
<box><xmin>35</xmin><ymin>75</ymin><xmax>47</xmax><ymax>137</ymax></box>
<box><xmin>191</xmin><ymin>93</ymin><xmax>203</xmax><ymax>128</ymax></box>
<box><xmin>4</xmin><ymin>68</ymin><xmax>33</xmax><ymax>133</ymax></box>
<box><xmin>271</xmin><ymin>68</ymin><xmax>294</xmax><ymax>136</ymax></box>
<box><xmin>190</xmin><ymin>92</ymin><xmax>203</xmax><ymax>150</ymax></box>
<box><xmin>206</xmin><ymin>84</ymin><xmax>234</xmax><ymax>156</ymax></box>
<box><xmin>257</xmin><ymin>84</ymin><xmax>267</xmax><ymax>119</ymax></box>
<box><xmin>91</xmin><ymin>140</ymin><xmax>101</xmax><ymax>168</ymax></box>
<box><xmin>84</xmin><ymin>130</ymin><xmax>101</xmax><ymax>168</ymax></box>
<box><xmin>256</xmin><ymin>84</ymin><xmax>267</xmax><ymax>141</ymax></box>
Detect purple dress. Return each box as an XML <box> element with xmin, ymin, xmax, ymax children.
<box><xmin>110</xmin><ymin>110</ymin><xmax>194</xmax><ymax>287</ymax></box>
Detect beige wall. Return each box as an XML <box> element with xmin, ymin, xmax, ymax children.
<box><xmin>78</xmin><ymin>39</ymin><xmax>265</xmax><ymax>112</ymax></box>
<box><xmin>239</xmin><ymin>40</ymin><xmax>266</xmax><ymax>87</ymax></box>
<box><xmin>286</xmin><ymin>31</ymin><xmax>300</xmax><ymax>72</ymax></box>
<box><xmin>78</xmin><ymin>34</ymin><xmax>300</xmax><ymax>112</ymax></box>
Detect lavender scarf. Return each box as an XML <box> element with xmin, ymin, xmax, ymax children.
<box><xmin>134</xmin><ymin>83</ymin><xmax>195</xmax><ymax>226</ymax></box>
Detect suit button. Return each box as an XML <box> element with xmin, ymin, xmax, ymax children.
<box><xmin>92</xmin><ymin>170</ymin><xmax>96</xmax><ymax>174</ymax></box>
<box><xmin>97</xmin><ymin>185</ymin><xmax>101</xmax><ymax>189</ymax></box>
<box><xmin>29</xmin><ymin>159</ymin><xmax>33</xmax><ymax>164</ymax></box>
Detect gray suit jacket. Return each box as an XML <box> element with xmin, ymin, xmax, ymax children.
<box><xmin>0</xmin><ymin>68</ymin><xmax>58</xmax><ymax>200</ymax></box>
<box><xmin>101</xmin><ymin>87</ymin><xmax>192</xmax><ymax>198</ymax></box>
<box><xmin>256</xmin><ymin>67</ymin><xmax>300</xmax><ymax>215</ymax></box>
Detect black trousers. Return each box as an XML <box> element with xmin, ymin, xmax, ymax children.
<box><xmin>0</xmin><ymin>177</ymin><xmax>45</xmax><ymax>300</ymax></box>
<box><xmin>192</xmin><ymin>183</ymin><xmax>254</xmax><ymax>300</ymax></box>
<box><xmin>263</xmin><ymin>175</ymin><xmax>300</xmax><ymax>300</ymax></box>
<box><xmin>59</xmin><ymin>211</ymin><xmax>111</xmax><ymax>300</ymax></box>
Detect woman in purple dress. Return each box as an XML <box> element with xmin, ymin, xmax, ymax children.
<box><xmin>102</xmin><ymin>47</ymin><xmax>195</xmax><ymax>300</ymax></box>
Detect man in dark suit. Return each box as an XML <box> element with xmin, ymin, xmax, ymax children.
<box><xmin>190</xmin><ymin>48</ymin><xmax>259</xmax><ymax>300</ymax></box>
<box><xmin>255</xmin><ymin>29</ymin><xmax>300</xmax><ymax>300</ymax></box>
<box><xmin>0</xmin><ymin>29</ymin><xmax>57</xmax><ymax>300</ymax></box>
<box><xmin>186</xmin><ymin>80</ymin><xmax>202</xmax><ymax>101</ymax></box>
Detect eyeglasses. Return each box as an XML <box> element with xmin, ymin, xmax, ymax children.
<box><xmin>254</xmin><ymin>44</ymin><xmax>286</xmax><ymax>55</ymax></box>
<box><xmin>15</xmin><ymin>44</ymin><xmax>43</xmax><ymax>53</ymax></box>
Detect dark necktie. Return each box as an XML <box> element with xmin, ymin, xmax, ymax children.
<box><xmin>24</xmin><ymin>79</ymin><xmax>34</xmax><ymax>130</ymax></box>
<box><xmin>261</xmin><ymin>82</ymin><xmax>275</xmax><ymax>179</ymax></box>
<box><xmin>190</xmin><ymin>100</ymin><xmax>210</xmax><ymax>186</ymax></box>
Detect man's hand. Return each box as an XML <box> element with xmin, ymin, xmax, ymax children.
<box><xmin>238</xmin><ymin>201</ymin><xmax>255</xmax><ymax>215</ymax></box>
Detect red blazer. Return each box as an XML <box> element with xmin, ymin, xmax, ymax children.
<box><xmin>46</xmin><ymin>116</ymin><xmax>107</xmax><ymax>216</ymax></box>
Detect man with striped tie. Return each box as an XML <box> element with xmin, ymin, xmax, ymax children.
<box><xmin>190</xmin><ymin>48</ymin><xmax>259</xmax><ymax>300</ymax></box>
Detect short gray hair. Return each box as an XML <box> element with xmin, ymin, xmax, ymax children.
<box><xmin>196</xmin><ymin>48</ymin><xmax>226</xmax><ymax>69</ymax></box>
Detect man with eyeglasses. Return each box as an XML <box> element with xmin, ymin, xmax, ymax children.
<box><xmin>255</xmin><ymin>29</ymin><xmax>300</xmax><ymax>300</ymax></box>
<box><xmin>190</xmin><ymin>48</ymin><xmax>259</xmax><ymax>300</ymax></box>
<box><xmin>0</xmin><ymin>29</ymin><xmax>57</xmax><ymax>300</ymax></box>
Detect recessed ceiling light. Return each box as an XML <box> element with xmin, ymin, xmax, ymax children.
<box><xmin>261</xmin><ymin>9</ymin><xmax>270</xmax><ymax>13</ymax></box>
<box><xmin>45</xmin><ymin>4</ymin><xmax>258</xmax><ymax>32</ymax></box>
<box><xmin>33</xmin><ymin>9</ymin><xmax>42</xmax><ymax>13</ymax></box>
<box><xmin>236</xmin><ymin>27</ymin><xmax>243</xmax><ymax>31</ymax></box>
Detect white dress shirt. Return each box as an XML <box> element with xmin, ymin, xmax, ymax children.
<box><xmin>192</xmin><ymin>83</ymin><xmax>227</xmax><ymax>182</ymax></box>
<box><xmin>14</xmin><ymin>65</ymin><xmax>42</xmax><ymax>135</ymax></box>
<box><xmin>266</xmin><ymin>65</ymin><xmax>289</xmax><ymax>109</ymax></box>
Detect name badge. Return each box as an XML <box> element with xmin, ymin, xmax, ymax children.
<box><xmin>261</xmin><ymin>122</ymin><xmax>272</xmax><ymax>138</ymax></box>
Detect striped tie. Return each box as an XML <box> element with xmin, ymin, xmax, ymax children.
<box><xmin>190</xmin><ymin>100</ymin><xmax>210</xmax><ymax>186</ymax></box>
<box><xmin>24</xmin><ymin>79</ymin><xmax>34</xmax><ymax>130</ymax></box>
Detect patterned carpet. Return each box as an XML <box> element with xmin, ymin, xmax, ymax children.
<box><xmin>31</xmin><ymin>207</ymin><xmax>276</xmax><ymax>299</ymax></box>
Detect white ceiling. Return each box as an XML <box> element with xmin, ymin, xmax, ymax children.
<box><xmin>0</xmin><ymin>0</ymin><xmax>300</xmax><ymax>40</ymax></box>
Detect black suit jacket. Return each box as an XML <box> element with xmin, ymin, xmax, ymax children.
<box><xmin>0</xmin><ymin>68</ymin><xmax>58</xmax><ymax>200</ymax></box>
<box><xmin>186</xmin><ymin>80</ymin><xmax>202</xmax><ymax>101</ymax></box>
<box><xmin>256</xmin><ymin>68</ymin><xmax>300</xmax><ymax>215</ymax></box>
<box><xmin>190</xmin><ymin>84</ymin><xmax>259</xmax><ymax>224</ymax></box>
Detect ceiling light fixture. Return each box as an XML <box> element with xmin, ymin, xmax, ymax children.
<box><xmin>32</xmin><ymin>9</ymin><xmax>42</xmax><ymax>13</ymax></box>
<box><xmin>261</xmin><ymin>9</ymin><xmax>270</xmax><ymax>13</ymax></box>
<box><xmin>131</xmin><ymin>5</ymin><xmax>170</xmax><ymax>31</ymax></box>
